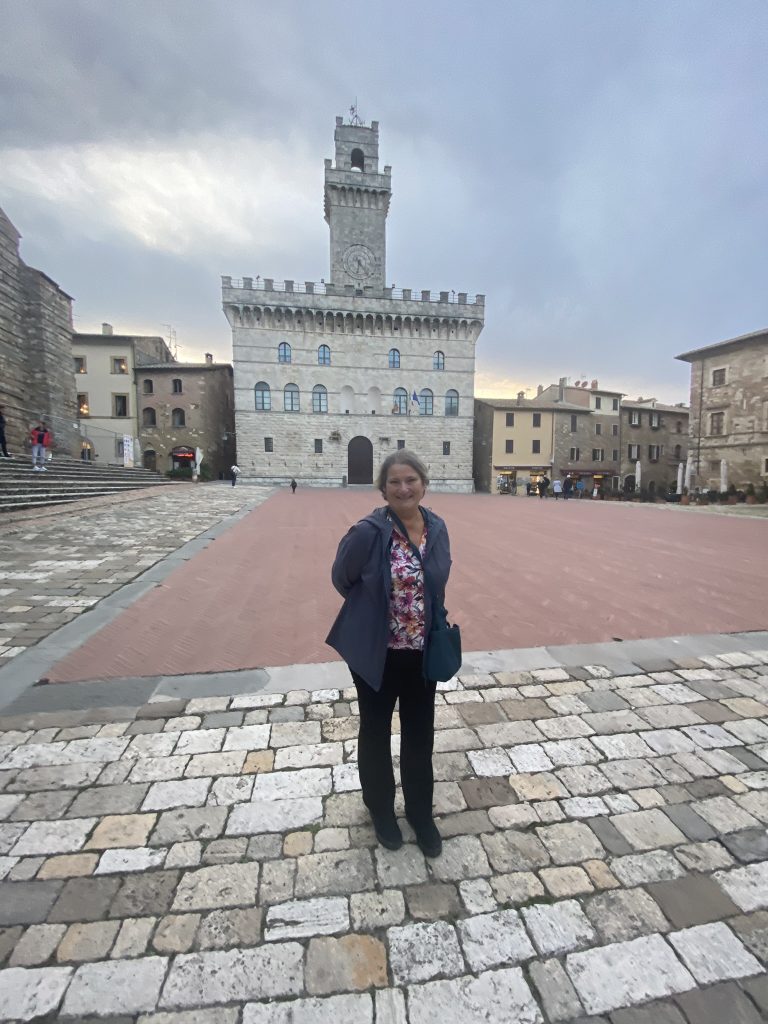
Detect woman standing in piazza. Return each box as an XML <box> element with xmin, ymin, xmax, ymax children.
<box><xmin>326</xmin><ymin>451</ymin><xmax>453</xmax><ymax>858</ymax></box>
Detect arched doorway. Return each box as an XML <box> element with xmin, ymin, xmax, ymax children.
<box><xmin>143</xmin><ymin>449</ymin><xmax>157</xmax><ymax>472</ymax></box>
<box><xmin>624</xmin><ymin>474</ymin><xmax>636</xmax><ymax>494</ymax></box>
<box><xmin>348</xmin><ymin>436</ymin><xmax>373</xmax><ymax>484</ymax></box>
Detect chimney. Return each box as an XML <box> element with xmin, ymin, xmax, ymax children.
<box><xmin>102</xmin><ymin>323</ymin><xmax>113</xmax><ymax>336</ymax></box>
<box><xmin>537</xmin><ymin>385</ymin><xmax>544</xmax><ymax>397</ymax></box>
<box><xmin>558</xmin><ymin>376</ymin><xmax>567</xmax><ymax>402</ymax></box>
<box><xmin>205</xmin><ymin>352</ymin><xmax>213</xmax><ymax>364</ymax></box>
<box><xmin>590</xmin><ymin>379</ymin><xmax>598</xmax><ymax>390</ymax></box>
<box><xmin>516</xmin><ymin>391</ymin><xmax>525</xmax><ymax>404</ymax></box>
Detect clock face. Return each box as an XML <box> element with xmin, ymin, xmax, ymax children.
<box><xmin>342</xmin><ymin>244</ymin><xmax>376</xmax><ymax>280</ymax></box>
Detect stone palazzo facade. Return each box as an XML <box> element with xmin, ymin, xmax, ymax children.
<box><xmin>225</xmin><ymin>117</ymin><xmax>485</xmax><ymax>490</ymax></box>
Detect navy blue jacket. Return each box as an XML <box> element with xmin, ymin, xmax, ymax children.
<box><xmin>326</xmin><ymin>506</ymin><xmax>452</xmax><ymax>691</ymax></box>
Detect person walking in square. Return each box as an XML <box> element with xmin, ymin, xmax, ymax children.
<box><xmin>538</xmin><ymin>475</ymin><xmax>549</xmax><ymax>498</ymax></box>
<box><xmin>327</xmin><ymin>450</ymin><xmax>453</xmax><ymax>859</ymax></box>
<box><xmin>0</xmin><ymin>407</ymin><xmax>10</xmax><ymax>457</ymax></box>
<box><xmin>563</xmin><ymin>476</ymin><xmax>573</xmax><ymax>500</ymax></box>
<box><xmin>290</xmin><ymin>478</ymin><xmax>297</xmax><ymax>494</ymax></box>
<box><xmin>230</xmin><ymin>463</ymin><xmax>240</xmax><ymax>487</ymax></box>
<box><xmin>29</xmin><ymin>421</ymin><xmax>51</xmax><ymax>471</ymax></box>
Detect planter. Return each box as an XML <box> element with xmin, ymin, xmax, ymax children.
<box><xmin>727</xmin><ymin>497</ymin><xmax>738</xmax><ymax>505</ymax></box>
<box><xmin>680</xmin><ymin>495</ymin><xmax>690</xmax><ymax>505</ymax></box>
<box><xmin>746</xmin><ymin>495</ymin><xmax>757</xmax><ymax>505</ymax></box>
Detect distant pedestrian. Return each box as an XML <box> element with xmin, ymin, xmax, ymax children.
<box><xmin>29</xmin><ymin>421</ymin><xmax>51</xmax><ymax>471</ymax></box>
<box><xmin>538</xmin><ymin>475</ymin><xmax>550</xmax><ymax>499</ymax></box>
<box><xmin>230</xmin><ymin>464</ymin><xmax>240</xmax><ymax>487</ymax></box>
<box><xmin>290</xmin><ymin>478</ymin><xmax>297</xmax><ymax>494</ymax></box>
<box><xmin>0</xmin><ymin>407</ymin><xmax>10</xmax><ymax>457</ymax></box>
<box><xmin>576</xmin><ymin>479</ymin><xmax>585</xmax><ymax>499</ymax></box>
<box><xmin>526</xmin><ymin>481</ymin><xmax>532</xmax><ymax>496</ymax></box>
<box><xmin>552</xmin><ymin>479</ymin><xmax>563</xmax><ymax>500</ymax></box>
<box><xmin>563</xmin><ymin>477</ymin><xmax>573</xmax><ymax>500</ymax></box>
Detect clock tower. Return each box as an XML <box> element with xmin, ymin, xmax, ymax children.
<box><xmin>324</xmin><ymin>115</ymin><xmax>391</xmax><ymax>291</ymax></box>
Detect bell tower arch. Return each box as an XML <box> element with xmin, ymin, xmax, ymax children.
<box><xmin>324</xmin><ymin>114</ymin><xmax>391</xmax><ymax>291</ymax></box>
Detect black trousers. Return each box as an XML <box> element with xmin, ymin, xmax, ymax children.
<box><xmin>353</xmin><ymin>649</ymin><xmax>437</xmax><ymax>826</ymax></box>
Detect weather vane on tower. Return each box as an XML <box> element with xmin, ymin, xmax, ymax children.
<box><xmin>349</xmin><ymin>100</ymin><xmax>364</xmax><ymax>126</ymax></box>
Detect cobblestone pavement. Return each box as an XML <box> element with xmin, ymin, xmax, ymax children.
<box><xmin>1</xmin><ymin>649</ymin><xmax>767</xmax><ymax>1022</ymax></box>
<box><xmin>0</xmin><ymin>486</ymin><xmax>272</xmax><ymax>665</ymax></box>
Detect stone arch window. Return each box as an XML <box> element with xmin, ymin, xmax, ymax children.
<box><xmin>445</xmin><ymin>389</ymin><xmax>459</xmax><ymax>417</ymax></box>
<box><xmin>419</xmin><ymin>389</ymin><xmax>434</xmax><ymax>416</ymax></box>
<box><xmin>368</xmin><ymin>386</ymin><xmax>381</xmax><ymax>415</ymax></box>
<box><xmin>172</xmin><ymin>378</ymin><xmax>183</xmax><ymax>394</ymax></box>
<box><xmin>392</xmin><ymin>388</ymin><xmax>408</xmax><ymax>415</ymax></box>
<box><xmin>674</xmin><ymin>444</ymin><xmax>682</xmax><ymax>459</ymax></box>
<box><xmin>388</xmin><ymin>348</ymin><xmax>400</xmax><ymax>368</ymax></box>
<box><xmin>142</xmin><ymin>379</ymin><xmax>154</xmax><ymax>395</ymax></box>
<box><xmin>284</xmin><ymin>383</ymin><xmax>300</xmax><ymax>412</ymax></box>
<box><xmin>433</xmin><ymin>350</ymin><xmax>445</xmax><ymax>370</ymax></box>
<box><xmin>351</xmin><ymin>149</ymin><xmax>364</xmax><ymax>171</ymax></box>
<box><xmin>142</xmin><ymin>407</ymin><xmax>156</xmax><ymax>427</ymax></box>
<box><xmin>278</xmin><ymin>342</ymin><xmax>292</xmax><ymax>364</ymax></box>
<box><xmin>254</xmin><ymin>382</ymin><xmax>271</xmax><ymax>411</ymax></box>
<box><xmin>171</xmin><ymin>408</ymin><xmax>185</xmax><ymax>427</ymax></box>
<box><xmin>312</xmin><ymin>384</ymin><xmax>328</xmax><ymax>413</ymax></box>
<box><xmin>318</xmin><ymin>344</ymin><xmax>331</xmax><ymax>366</ymax></box>
<box><xmin>340</xmin><ymin>385</ymin><xmax>355</xmax><ymax>413</ymax></box>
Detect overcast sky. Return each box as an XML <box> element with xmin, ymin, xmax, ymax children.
<box><xmin>1</xmin><ymin>0</ymin><xmax>766</xmax><ymax>403</ymax></box>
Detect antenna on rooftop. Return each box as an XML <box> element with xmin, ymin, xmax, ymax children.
<box><xmin>349</xmin><ymin>100</ymin><xmax>364</xmax><ymax>126</ymax></box>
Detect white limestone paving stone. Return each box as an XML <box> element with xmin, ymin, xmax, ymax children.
<box><xmin>227</xmin><ymin>797</ymin><xmax>323</xmax><ymax>835</ymax></box>
<box><xmin>407</xmin><ymin>968</ymin><xmax>543</xmax><ymax>1024</ymax></box>
<box><xmin>566</xmin><ymin>933</ymin><xmax>695</xmax><ymax>1014</ymax></box>
<box><xmin>0</xmin><ymin>966</ymin><xmax>73</xmax><ymax>1022</ymax></box>
<box><xmin>10</xmin><ymin>818</ymin><xmax>97</xmax><ymax>856</ymax></box>
<box><xmin>95</xmin><ymin>847</ymin><xmax>167</xmax><ymax>873</ymax></box>
<box><xmin>250</xmin><ymin>766</ymin><xmax>332</xmax><ymax>801</ymax></box>
<box><xmin>62</xmin><ymin>956</ymin><xmax>168</xmax><ymax>1016</ymax></box>
<box><xmin>243</xmin><ymin>992</ymin><xmax>373</xmax><ymax>1023</ymax></box>
<box><xmin>387</xmin><ymin>921</ymin><xmax>464</xmax><ymax>984</ymax></box>
<box><xmin>172</xmin><ymin>862</ymin><xmax>260</xmax><ymax>912</ymax></box>
<box><xmin>159</xmin><ymin>944</ymin><xmax>304</xmax><ymax>1007</ymax></box>
<box><xmin>457</xmin><ymin>909</ymin><xmax>536</xmax><ymax>970</ymax></box>
<box><xmin>714</xmin><ymin>861</ymin><xmax>768</xmax><ymax>911</ymax></box>
<box><xmin>668</xmin><ymin>922</ymin><xmax>763</xmax><ymax>983</ymax></box>
<box><xmin>265</xmin><ymin>897</ymin><xmax>350</xmax><ymax>941</ymax></box>
<box><xmin>222</xmin><ymin>725</ymin><xmax>271</xmax><ymax>751</ymax></box>
<box><xmin>141</xmin><ymin>779</ymin><xmax>211</xmax><ymax>811</ymax></box>
<box><xmin>521</xmin><ymin>899</ymin><xmax>596</xmax><ymax>955</ymax></box>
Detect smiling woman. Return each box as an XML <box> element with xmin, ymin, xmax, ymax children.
<box><xmin>326</xmin><ymin>450</ymin><xmax>454</xmax><ymax>860</ymax></box>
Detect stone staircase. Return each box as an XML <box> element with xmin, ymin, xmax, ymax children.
<box><xmin>0</xmin><ymin>455</ymin><xmax>174</xmax><ymax>513</ymax></box>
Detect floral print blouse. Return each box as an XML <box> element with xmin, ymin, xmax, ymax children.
<box><xmin>387</xmin><ymin>520</ymin><xmax>427</xmax><ymax>650</ymax></box>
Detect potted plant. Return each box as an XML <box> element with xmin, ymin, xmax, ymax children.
<box><xmin>746</xmin><ymin>483</ymin><xmax>757</xmax><ymax>505</ymax></box>
<box><xmin>680</xmin><ymin>486</ymin><xmax>690</xmax><ymax>505</ymax></box>
<box><xmin>758</xmin><ymin>483</ymin><xmax>768</xmax><ymax>504</ymax></box>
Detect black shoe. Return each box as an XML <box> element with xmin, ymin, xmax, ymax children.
<box><xmin>372</xmin><ymin>814</ymin><xmax>403</xmax><ymax>851</ymax></box>
<box><xmin>408</xmin><ymin>817</ymin><xmax>442</xmax><ymax>858</ymax></box>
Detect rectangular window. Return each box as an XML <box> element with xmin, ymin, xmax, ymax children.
<box><xmin>397</xmin><ymin>439</ymin><xmax>405</xmax><ymax>449</ymax></box>
<box><xmin>532</xmin><ymin>413</ymin><xmax>541</xmax><ymax>428</ymax></box>
<box><xmin>505</xmin><ymin>440</ymin><xmax>514</xmax><ymax>454</ymax></box>
<box><xmin>612</xmin><ymin>424</ymin><xmax>618</xmax><ymax>436</ymax></box>
<box><xmin>77</xmin><ymin>393</ymin><xmax>89</xmax><ymax>417</ymax></box>
<box><xmin>570</xmin><ymin>415</ymin><xmax>578</xmax><ymax>432</ymax></box>
<box><xmin>172</xmin><ymin>379</ymin><xmax>183</xmax><ymax>394</ymax></box>
<box><xmin>648</xmin><ymin>445</ymin><xmax>661</xmax><ymax>461</ymax></box>
<box><xmin>612</xmin><ymin>398</ymin><xmax>619</xmax><ymax>411</ymax></box>
<box><xmin>74</xmin><ymin>356</ymin><xmax>87</xmax><ymax>374</ymax></box>
<box><xmin>505</xmin><ymin>412</ymin><xmax>515</xmax><ymax>427</ymax></box>
<box><xmin>629</xmin><ymin>410</ymin><xmax>641</xmax><ymax>427</ymax></box>
<box><xmin>264</xmin><ymin>437</ymin><xmax>273</xmax><ymax>452</ymax></box>
<box><xmin>712</xmin><ymin>368</ymin><xmax>726</xmax><ymax>386</ymax></box>
<box><xmin>612</xmin><ymin>449</ymin><xmax>619</xmax><ymax>462</ymax></box>
<box><xmin>115</xmin><ymin>439</ymin><xmax>124</xmax><ymax>458</ymax></box>
<box><xmin>594</xmin><ymin>397</ymin><xmax>602</xmax><ymax>410</ymax></box>
<box><xmin>650</xmin><ymin>412</ymin><xmax>660</xmax><ymax>429</ymax></box>
<box><xmin>113</xmin><ymin>394</ymin><xmax>128</xmax><ymax>417</ymax></box>
<box><xmin>569</xmin><ymin>447</ymin><xmax>580</xmax><ymax>461</ymax></box>
<box><xmin>592</xmin><ymin>448</ymin><xmax>604</xmax><ymax>461</ymax></box>
<box><xmin>628</xmin><ymin>444</ymin><xmax>640</xmax><ymax>460</ymax></box>
<box><xmin>710</xmin><ymin>411</ymin><xmax>725</xmax><ymax>435</ymax></box>
<box><xmin>595</xmin><ymin>423</ymin><xmax>602</xmax><ymax>436</ymax></box>
<box><xmin>764</xmin><ymin>457</ymin><xmax>768</xmax><ymax>474</ymax></box>
<box><xmin>314</xmin><ymin>439</ymin><xmax>323</xmax><ymax>454</ymax></box>
<box><xmin>112</xmin><ymin>357</ymin><xmax>128</xmax><ymax>375</ymax></box>
<box><xmin>532</xmin><ymin>439</ymin><xmax>541</xmax><ymax>454</ymax></box>
<box><xmin>443</xmin><ymin>441</ymin><xmax>451</xmax><ymax>456</ymax></box>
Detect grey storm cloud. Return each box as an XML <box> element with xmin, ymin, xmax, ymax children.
<box><xmin>1</xmin><ymin>0</ymin><xmax>767</xmax><ymax>399</ymax></box>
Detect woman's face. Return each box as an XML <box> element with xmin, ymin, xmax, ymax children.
<box><xmin>384</xmin><ymin>462</ymin><xmax>426</xmax><ymax>516</ymax></box>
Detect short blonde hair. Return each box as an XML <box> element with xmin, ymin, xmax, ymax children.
<box><xmin>376</xmin><ymin>450</ymin><xmax>430</xmax><ymax>495</ymax></box>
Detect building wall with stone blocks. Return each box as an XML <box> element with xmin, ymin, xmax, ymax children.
<box><xmin>621</xmin><ymin>400</ymin><xmax>689</xmax><ymax>494</ymax></box>
<box><xmin>677</xmin><ymin>330</ymin><xmax>768</xmax><ymax>489</ymax></box>
<box><xmin>0</xmin><ymin>206</ymin><xmax>78</xmax><ymax>456</ymax></box>
<box><xmin>227</xmin><ymin>288</ymin><xmax>482</xmax><ymax>490</ymax></box>
<box><xmin>137</xmin><ymin>363</ymin><xmax>235</xmax><ymax>477</ymax></box>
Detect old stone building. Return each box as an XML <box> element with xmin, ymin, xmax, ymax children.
<box><xmin>224</xmin><ymin>115</ymin><xmax>485</xmax><ymax>490</ymax></box>
<box><xmin>136</xmin><ymin>356</ymin><xmax>235</xmax><ymax>477</ymax></box>
<box><xmin>0</xmin><ymin>206</ymin><xmax>79</xmax><ymax>456</ymax></box>
<box><xmin>620</xmin><ymin>399</ymin><xmax>689</xmax><ymax>496</ymax></box>
<box><xmin>72</xmin><ymin>324</ymin><xmax>174</xmax><ymax>465</ymax></box>
<box><xmin>677</xmin><ymin>329</ymin><xmax>768</xmax><ymax>490</ymax></box>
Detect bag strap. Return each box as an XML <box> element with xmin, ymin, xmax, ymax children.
<box><xmin>387</xmin><ymin>508</ymin><xmax>448</xmax><ymax>620</ymax></box>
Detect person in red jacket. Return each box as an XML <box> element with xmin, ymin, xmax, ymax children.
<box><xmin>29</xmin><ymin>422</ymin><xmax>52</xmax><ymax>471</ymax></box>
